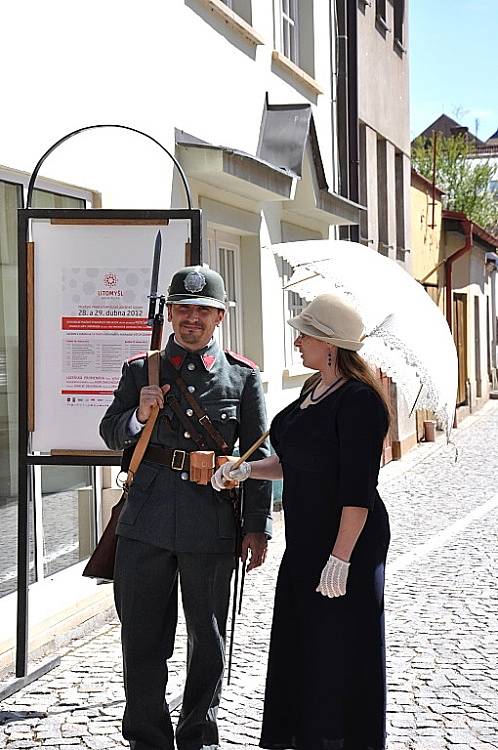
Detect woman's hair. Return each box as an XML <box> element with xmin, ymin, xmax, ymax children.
<box><xmin>336</xmin><ymin>349</ymin><xmax>391</xmax><ymax>428</ymax></box>
<box><xmin>300</xmin><ymin>348</ymin><xmax>391</xmax><ymax>428</ymax></box>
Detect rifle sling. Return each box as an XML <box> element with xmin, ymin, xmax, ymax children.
<box><xmin>127</xmin><ymin>351</ymin><xmax>161</xmax><ymax>485</ymax></box>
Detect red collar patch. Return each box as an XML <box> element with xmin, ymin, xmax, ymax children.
<box><xmin>202</xmin><ymin>354</ymin><xmax>217</xmax><ymax>371</ymax></box>
<box><xmin>169</xmin><ymin>355</ymin><xmax>185</xmax><ymax>370</ymax></box>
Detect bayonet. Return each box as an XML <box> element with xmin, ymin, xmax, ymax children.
<box><xmin>147</xmin><ymin>230</ymin><xmax>162</xmax><ymax>326</ymax></box>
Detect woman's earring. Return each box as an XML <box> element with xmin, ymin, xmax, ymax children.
<box><xmin>328</xmin><ymin>350</ymin><xmax>332</xmax><ymax>367</ymax></box>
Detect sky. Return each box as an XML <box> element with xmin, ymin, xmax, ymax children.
<box><xmin>409</xmin><ymin>0</ymin><xmax>498</xmax><ymax>142</ymax></box>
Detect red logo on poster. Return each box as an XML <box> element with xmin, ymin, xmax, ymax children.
<box><xmin>103</xmin><ymin>272</ymin><xmax>118</xmax><ymax>287</ymax></box>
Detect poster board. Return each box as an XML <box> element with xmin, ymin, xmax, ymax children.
<box><xmin>28</xmin><ymin>211</ymin><xmax>198</xmax><ymax>453</ymax></box>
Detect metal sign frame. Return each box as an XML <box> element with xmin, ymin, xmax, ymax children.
<box><xmin>2</xmin><ymin>207</ymin><xmax>202</xmax><ymax>700</ymax></box>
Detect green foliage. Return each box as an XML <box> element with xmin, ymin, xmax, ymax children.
<box><xmin>411</xmin><ymin>133</ymin><xmax>498</xmax><ymax>234</ymax></box>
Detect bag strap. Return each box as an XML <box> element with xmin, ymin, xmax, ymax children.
<box><xmin>150</xmin><ymin>356</ymin><xmax>228</xmax><ymax>453</ymax></box>
<box><xmin>127</xmin><ymin>350</ymin><xmax>161</xmax><ymax>485</ymax></box>
<box><xmin>174</xmin><ymin>375</ymin><xmax>229</xmax><ymax>452</ymax></box>
<box><xmin>164</xmin><ymin>392</ymin><xmax>208</xmax><ymax>449</ymax></box>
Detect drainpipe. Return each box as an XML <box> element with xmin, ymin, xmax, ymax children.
<box><xmin>445</xmin><ymin>217</ymin><xmax>473</xmax><ymax>331</ymax></box>
<box><xmin>346</xmin><ymin>0</ymin><xmax>359</xmax><ymax>243</ymax></box>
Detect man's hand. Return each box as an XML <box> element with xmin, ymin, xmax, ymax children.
<box><xmin>137</xmin><ymin>384</ymin><xmax>170</xmax><ymax>423</ymax></box>
<box><xmin>241</xmin><ymin>532</ymin><xmax>268</xmax><ymax>572</ymax></box>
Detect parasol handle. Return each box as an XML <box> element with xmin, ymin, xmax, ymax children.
<box><xmin>231</xmin><ymin>430</ymin><xmax>270</xmax><ymax>470</ymax></box>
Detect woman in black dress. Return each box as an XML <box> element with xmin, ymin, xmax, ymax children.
<box><xmin>212</xmin><ymin>293</ymin><xmax>390</xmax><ymax>750</ymax></box>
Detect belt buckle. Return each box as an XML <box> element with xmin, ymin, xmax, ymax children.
<box><xmin>171</xmin><ymin>449</ymin><xmax>186</xmax><ymax>471</ymax></box>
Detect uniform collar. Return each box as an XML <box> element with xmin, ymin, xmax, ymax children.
<box><xmin>164</xmin><ymin>333</ymin><xmax>220</xmax><ymax>372</ymax></box>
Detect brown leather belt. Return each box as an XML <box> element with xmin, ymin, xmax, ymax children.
<box><xmin>144</xmin><ymin>445</ymin><xmax>191</xmax><ymax>472</ymax></box>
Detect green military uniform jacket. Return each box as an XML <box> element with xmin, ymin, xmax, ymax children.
<box><xmin>100</xmin><ymin>334</ymin><xmax>272</xmax><ymax>554</ymax></box>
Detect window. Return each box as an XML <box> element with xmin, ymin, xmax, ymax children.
<box><xmin>376</xmin><ymin>138</ymin><xmax>389</xmax><ymax>254</ymax></box>
<box><xmin>359</xmin><ymin>124</ymin><xmax>368</xmax><ymax>243</ymax></box>
<box><xmin>276</xmin><ymin>257</ymin><xmax>306</xmax><ymax>370</ymax></box>
<box><xmin>281</xmin><ymin>0</ymin><xmax>298</xmax><ymax>64</ymax></box>
<box><xmin>393</xmin><ymin>0</ymin><xmax>405</xmax><ymax>47</ymax></box>
<box><xmin>207</xmin><ymin>231</ymin><xmax>243</xmax><ymax>353</ymax></box>
<box><xmin>0</xmin><ymin>173</ymin><xmax>89</xmax><ymax>597</ymax></box>
<box><xmin>376</xmin><ymin>0</ymin><xmax>386</xmax><ymax>21</ymax></box>
<box><xmin>0</xmin><ymin>179</ymin><xmax>24</xmax><ymax>597</ymax></box>
<box><xmin>375</xmin><ymin>0</ymin><xmax>389</xmax><ymax>34</ymax></box>
<box><xmin>395</xmin><ymin>150</ymin><xmax>405</xmax><ymax>258</ymax></box>
<box><xmin>275</xmin><ymin>0</ymin><xmax>315</xmax><ymax>77</ymax></box>
<box><xmin>220</xmin><ymin>0</ymin><xmax>253</xmax><ymax>25</ymax></box>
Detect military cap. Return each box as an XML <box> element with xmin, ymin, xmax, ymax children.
<box><xmin>167</xmin><ymin>266</ymin><xmax>226</xmax><ymax>309</ymax></box>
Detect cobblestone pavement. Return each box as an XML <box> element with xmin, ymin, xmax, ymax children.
<box><xmin>1</xmin><ymin>403</ymin><xmax>498</xmax><ymax>749</ymax></box>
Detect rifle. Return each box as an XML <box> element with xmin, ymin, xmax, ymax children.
<box><xmin>147</xmin><ymin>229</ymin><xmax>166</xmax><ymax>350</ymax></box>
<box><xmin>82</xmin><ymin>231</ymin><xmax>165</xmax><ymax>580</ymax></box>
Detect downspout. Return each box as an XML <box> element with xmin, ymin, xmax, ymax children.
<box><xmin>346</xmin><ymin>0</ymin><xmax>359</xmax><ymax>243</ymax></box>
<box><xmin>445</xmin><ymin>217</ymin><xmax>472</xmax><ymax>331</ymax></box>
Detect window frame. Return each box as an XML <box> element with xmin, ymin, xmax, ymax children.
<box><xmin>276</xmin><ymin>256</ymin><xmax>307</xmax><ymax>371</ymax></box>
<box><xmin>0</xmin><ymin>173</ymin><xmax>95</xmax><ymax>597</ymax></box>
<box><xmin>393</xmin><ymin>0</ymin><xmax>405</xmax><ymax>49</ymax></box>
<box><xmin>375</xmin><ymin>0</ymin><xmax>389</xmax><ymax>35</ymax></box>
<box><xmin>207</xmin><ymin>230</ymin><xmax>244</xmax><ymax>353</ymax></box>
<box><xmin>280</xmin><ymin>0</ymin><xmax>299</xmax><ymax>65</ymax></box>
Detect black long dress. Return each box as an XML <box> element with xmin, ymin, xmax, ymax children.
<box><xmin>260</xmin><ymin>379</ymin><xmax>390</xmax><ymax>750</ymax></box>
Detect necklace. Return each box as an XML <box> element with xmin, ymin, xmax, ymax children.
<box><xmin>309</xmin><ymin>376</ymin><xmax>343</xmax><ymax>403</ymax></box>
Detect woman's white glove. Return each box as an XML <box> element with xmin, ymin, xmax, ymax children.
<box><xmin>316</xmin><ymin>555</ymin><xmax>350</xmax><ymax>598</ymax></box>
<box><xmin>211</xmin><ymin>461</ymin><xmax>252</xmax><ymax>491</ymax></box>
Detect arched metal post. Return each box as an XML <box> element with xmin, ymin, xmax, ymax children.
<box><xmin>7</xmin><ymin>125</ymin><xmax>197</xmax><ymax>700</ymax></box>
<box><xmin>25</xmin><ymin>123</ymin><xmax>192</xmax><ymax>210</ymax></box>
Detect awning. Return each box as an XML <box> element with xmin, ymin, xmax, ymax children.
<box><xmin>258</xmin><ymin>99</ymin><xmax>364</xmax><ymax>225</ymax></box>
<box><xmin>176</xmin><ymin>129</ymin><xmax>297</xmax><ymax>202</ymax></box>
<box><xmin>176</xmin><ymin>101</ymin><xmax>364</xmax><ymax>226</ymax></box>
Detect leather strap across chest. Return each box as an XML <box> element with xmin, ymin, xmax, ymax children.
<box><xmin>160</xmin><ymin>354</ymin><xmax>230</xmax><ymax>452</ymax></box>
<box><xmin>174</xmin><ymin>375</ymin><xmax>229</xmax><ymax>452</ymax></box>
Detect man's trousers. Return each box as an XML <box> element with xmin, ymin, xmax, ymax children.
<box><xmin>114</xmin><ymin>536</ymin><xmax>234</xmax><ymax>750</ymax></box>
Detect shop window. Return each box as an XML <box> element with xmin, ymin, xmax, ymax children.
<box><xmin>0</xmin><ymin>176</ymin><xmax>88</xmax><ymax>597</ymax></box>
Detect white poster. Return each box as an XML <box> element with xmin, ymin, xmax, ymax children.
<box><xmin>60</xmin><ymin>265</ymin><xmax>151</xmax><ymax>410</ymax></box>
<box><xmin>32</xmin><ymin>220</ymin><xmax>188</xmax><ymax>451</ymax></box>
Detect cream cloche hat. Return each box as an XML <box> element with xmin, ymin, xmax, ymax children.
<box><xmin>288</xmin><ymin>293</ymin><xmax>365</xmax><ymax>351</ymax></box>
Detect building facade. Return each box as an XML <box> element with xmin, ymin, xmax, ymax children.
<box><xmin>409</xmin><ymin>169</ymin><xmax>498</xmax><ymax>423</ymax></box>
<box><xmin>355</xmin><ymin>0</ymin><xmax>414</xmax><ymax>458</ymax></box>
<box><xmin>0</xmin><ymin>0</ymin><xmax>410</xmax><ymax>668</ymax></box>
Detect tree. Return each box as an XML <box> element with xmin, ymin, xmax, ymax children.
<box><xmin>411</xmin><ymin>133</ymin><xmax>498</xmax><ymax>234</ymax></box>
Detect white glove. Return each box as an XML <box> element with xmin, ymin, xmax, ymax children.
<box><xmin>316</xmin><ymin>555</ymin><xmax>350</xmax><ymax>598</ymax></box>
<box><xmin>210</xmin><ymin>461</ymin><xmax>252</xmax><ymax>492</ymax></box>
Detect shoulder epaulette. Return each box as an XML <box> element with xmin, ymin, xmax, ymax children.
<box><xmin>127</xmin><ymin>351</ymin><xmax>147</xmax><ymax>363</ymax></box>
<box><xmin>224</xmin><ymin>350</ymin><xmax>258</xmax><ymax>368</ymax></box>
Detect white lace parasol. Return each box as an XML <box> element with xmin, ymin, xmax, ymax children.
<box><xmin>271</xmin><ymin>239</ymin><xmax>458</xmax><ymax>438</ymax></box>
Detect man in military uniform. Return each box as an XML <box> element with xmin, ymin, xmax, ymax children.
<box><xmin>100</xmin><ymin>266</ymin><xmax>272</xmax><ymax>750</ymax></box>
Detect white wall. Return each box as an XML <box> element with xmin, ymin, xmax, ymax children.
<box><xmin>0</xmin><ymin>0</ymin><xmax>339</xmax><ymax>419</ymax></box>
<box><xmin>0</xmin><ymin>0</ymin><xmax>335</xmax><ymax>209</ymax></box>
